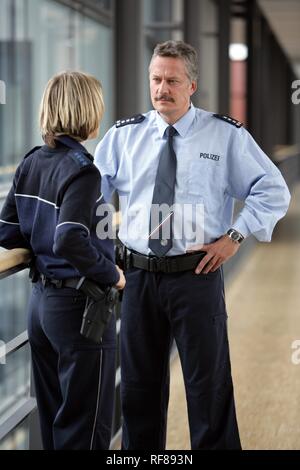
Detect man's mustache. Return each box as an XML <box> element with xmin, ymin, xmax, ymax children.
<box><xmin>155</xmin><ymin>95</ymin><xmax>175</xmax><ymax>102</ymax></box>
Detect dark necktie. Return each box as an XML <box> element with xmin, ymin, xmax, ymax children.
<box><xmin>149</xmin><ymin>125</ymin><xmax>177</xmax><ymax>257</ymax></box>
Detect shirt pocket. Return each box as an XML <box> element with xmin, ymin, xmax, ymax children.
<box><xmin>187</xmin><ymin>159</ymin><xmax>222</xmax><ymax>197</ymax></box>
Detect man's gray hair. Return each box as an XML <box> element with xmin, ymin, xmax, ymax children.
<box><xmin>150</xmin><ymin>40</ymin><xmax>198</xmax><ymax>82</ymax></box>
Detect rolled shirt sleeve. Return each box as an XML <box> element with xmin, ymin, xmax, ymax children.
<box><xmin>95</xmin><ymin>126</ymin><xmax>119</xmax><ymax>202</ymax></box>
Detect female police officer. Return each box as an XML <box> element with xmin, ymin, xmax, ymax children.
<box><xmin>0</xmin><ymin>71</ymin><xmax>125</xmax><ymax>449</ymax></box>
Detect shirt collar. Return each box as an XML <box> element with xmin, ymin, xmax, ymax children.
<box><xmin>55</xmin><ymin>135</ymin><xmax>94</xmax><ymax>161</ymax></box>
<box><xmin>155</xmin><ymin>102</ymin><xmax>196</xmax><ymax>138</ymax></box>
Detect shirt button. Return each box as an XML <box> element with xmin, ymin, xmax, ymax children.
<box><xmin>161</xmin><ymin>239</ymin><xmax>168</xmax><ymax>246</ymax></box>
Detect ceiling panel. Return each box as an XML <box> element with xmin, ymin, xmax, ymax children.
<box><xmin>258</xmin><ymin>0</ymin><xmax>300</xmax><ymax>76</ymax></box>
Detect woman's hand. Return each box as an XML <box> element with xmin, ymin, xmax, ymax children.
<box><xmin>115</xmin><ymin>265</ymin><xmax>126</xmax><ymax>290</ymax></box>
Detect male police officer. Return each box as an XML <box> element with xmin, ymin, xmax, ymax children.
<box><xmin>95</xmin><ymin>41</ymin><xmax>290</xmax><ymax>449</ymax></box>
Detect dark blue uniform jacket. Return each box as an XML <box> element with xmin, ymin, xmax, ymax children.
<box><xmin>0</xmin><ymin>136</ymin><xmax>119</xmax><ymax>286</ymax></box>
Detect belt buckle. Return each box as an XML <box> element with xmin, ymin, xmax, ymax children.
<box><xmin>52</xmin><ymin>279</ymin><xmax>63</xmax><ymax>288</ymax></box>
<box><xmin>149</xmin><ymin>256</ymin><xmax>165</xmax><ymax>273</ymax></box>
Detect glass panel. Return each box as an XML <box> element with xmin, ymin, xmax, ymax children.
<box><xmin>0</xmin><ymin>419</ymin><xmax>29</xmax><ymax>450</ymax></box>
<box><xmin>72</xmin><ymin>12</ymin><xmax>114</xmax><ymax>149</ymax></box>
<box><xmin>197</xmin><ymin>0</ymin><xmax>218</xmax><ymax>111</ymax></box>
<box><xmin>143</xmin><ymin>0</ymin><xmax>183</xmax><ymax>41</ymax></box>
<box><xmin>144</xmin><ymin>0</ymin><xmax>172</xmax><ymax>23</ymax></box>
<box><xmin>0</xmin><ymin>344</ymin><xmax>31</xmax><ymax>422</ymax></box>
<box><xmin>141</xmin><ymin>43</ymin><xmax>152</xmax><ymax>113</ymax></box>
<box><xmin>94</xmin><ymin>0</ymin><xmax>112</xmax><ymax>11</ymax></box>
<box><xmin>0</xmin><ymin>0</ymin><xmax>114</xmax><ymax>188</ymax></box>
<box><xmin>0</xmin><ymin>269</ymin><xmax>31</xmax><ymax>342</ymax></box>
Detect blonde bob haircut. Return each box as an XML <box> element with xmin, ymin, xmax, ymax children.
<box><xmin>39</xmin><ymin>71</ymin><xmax>104</xmax><ymax>147</ymax></box>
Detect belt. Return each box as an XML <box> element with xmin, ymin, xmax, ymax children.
<box><xmin>39</xmin><ymin>274</ymin><xmax>82</xmax><ymax>289</ymax></box>
<box><xmin>124</xmin><ymin>249</ymin><xmax>206</xmax><ymax>274</ymax></box>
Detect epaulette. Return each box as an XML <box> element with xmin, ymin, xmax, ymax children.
<box><xmin>213</xmin><ymin>114</ymin><xmax>243</xmax><ymax>128</ymax></box>
<box><xmin>115</xmin><ymin>114</ymin><xmax>145</xmax><ymax>128</ymax></box>
<box><xmin>23</xmin><ymin>146</ymin><xmax>42</xmax><ymax>159</ymax></box>
<box><xmin>68</xmin><ymin>149</ymin><xmax>93</xmax><ymax>169</ymax></box>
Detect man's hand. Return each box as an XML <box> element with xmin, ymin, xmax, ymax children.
<box><xmin>115</xmin><ymin>265</ymin><xmax>126</xmax><ymax>290</ymax></box>
<box><xmin>188</xmin><ymin>235</ymin><xmax>241</xmax><ymax>274</ymax></box>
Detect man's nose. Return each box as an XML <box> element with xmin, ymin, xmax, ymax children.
<box><xmin>157</xmin><ymin>80</ymin><xmax>169</xmax><ymax>95</ymax></box>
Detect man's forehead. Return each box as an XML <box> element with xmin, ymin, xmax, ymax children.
<box><xmin>150</xmin><ymin>57</ymin><xmax>187</xmax><ymax>76</ymax></box>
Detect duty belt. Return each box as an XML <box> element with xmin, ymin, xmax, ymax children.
<box><xmin>39</xmin><ymin>274</ymin><xmax>82</xmax><ymax>289</ymax></box>
<box><xmin>124</xmin><ymin>248</ymin><xmax>206</xmax><ymax>274</ymax></box>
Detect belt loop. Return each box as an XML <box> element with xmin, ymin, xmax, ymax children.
<box><xmin>128</xmin><ymin>249</ymin><xmax>133</xmax><ymax>270</ymax></box>
<box><xmin>126</xmin><ymin>250</ymin><xmax>133</xmax><ymax>270</ymax></box>
<box><xmin>165</xmin><ymin>257</ymin><xmax>171</xmax><ymax>274</ymax></box>
<box><xmin>148</xmin><ymin>256</ymin><xmax>156</xmax><ymax>272</ymax></box>
<box><xmin>122</xmin><ymin>245</ymin><xmax>127</xmax><ymax>271</ymax></box>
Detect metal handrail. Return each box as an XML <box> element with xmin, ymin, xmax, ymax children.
<box><xmin>0</xmin><ymin>398</ymin><xmax>37</xmax><ymax>442</ymax></box>
<box><xmin>0</xmin><ymin>249</ymin><xmax>31</xmax><ymax>278</ymax></box>
<box><xmin>273</xmin><ymin>144</ymin><xmax>300</xmax><ymax>163</ymax></box>
<box><xmin>0</xmin><ymin>331</ymin><xmax>29</xmax><ymax>363</ymax></box>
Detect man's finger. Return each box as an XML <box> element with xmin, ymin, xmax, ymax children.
<box><xmin>211</xmin><ymin>261</ymin><xmax>223</xmax><ymax>272</ymax></box>
<box><xmin>203</xmin><ymin>257</ymin><xmax>221</xmax><ymax>274</ymax></box>
<box><xmin>195</xmin><ymin>253</ymin><xmax>214</xmax><ymax>274</ymax></box>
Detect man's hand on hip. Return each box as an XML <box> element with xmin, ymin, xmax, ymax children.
<box><xmin>188</xmin><ymin>235</ymin><xmax>241</xmax><ymax>274</ymax></box>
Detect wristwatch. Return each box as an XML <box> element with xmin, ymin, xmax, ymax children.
<box><xmin>226</xmin><ymin>228</ymin><xmax>244</xmax><ymax>244</ymax></box>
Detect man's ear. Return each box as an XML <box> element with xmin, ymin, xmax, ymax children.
<box><xmin>190</xmin><ymin>80</ymin><xmax>197</xmax><ymax>96</ymax></box>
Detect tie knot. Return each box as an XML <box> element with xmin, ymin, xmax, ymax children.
<box><xmin>166</xmin><ymin>126</ymin><xmax>177</xmax><ymax>138</ymax></box>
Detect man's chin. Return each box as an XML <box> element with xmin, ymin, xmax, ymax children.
<box><xmin>154</xmin><ymin>102</ymin><xmax>175</xmax><ymax>113</ymax></box>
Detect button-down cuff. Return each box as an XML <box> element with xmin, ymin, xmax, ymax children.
<box><xmin>231</xmin><ymin>216</ymin><xmax>251</xmax><ymax>239</ymax></box>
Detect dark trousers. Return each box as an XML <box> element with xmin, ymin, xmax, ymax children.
<box><xmin>27</xmin><ymin>281</ymin><xmax>116</xmax><ymax>450</ymax></box>
<box><xmin>120</xmin><ymin>267</ymin><xmax>241</xmax><ymax>450</ymax></box>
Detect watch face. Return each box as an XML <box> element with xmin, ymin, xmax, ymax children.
<box><xmin>227</xmin><ymin>229</ymin><xmax>243</xmax><ymax>242</ymax></box>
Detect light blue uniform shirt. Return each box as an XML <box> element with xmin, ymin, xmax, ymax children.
<box><xmin>95</xmin><ymin>103</ymin><xmax>291</xmax><ymax>255</ymax></box>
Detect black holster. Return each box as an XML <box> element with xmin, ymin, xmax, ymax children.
<box><xmin>29</xmin><ymin>259</ymin><xmax>39</xmax><ymax>283</ymax></box>
<box><xmin>79</xmin><ymin>279</ymin><xmax>119</xmax><ymax>344</ymax></box>
<box><xmin>115</xmin><ymin>243</ymin><xmax>125</xmax><ymax>271</ymax></box>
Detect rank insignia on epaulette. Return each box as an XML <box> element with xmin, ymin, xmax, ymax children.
<box><xmin>213</xmin><ymin>113</ymin><xmax>243</xmax><ymax>128</ymax></box>
<box><xmin>115</xmin><ymin>114</ymin><xmax>145</xmax><ymax>128</ymax></box>
<box><xmin>69</xmin><ymin>150</ymin><xmax>91</xmax><ymax>168</ymax></box>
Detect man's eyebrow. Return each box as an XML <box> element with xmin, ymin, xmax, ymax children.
<box><xmin>151</xmin><ymin>74</ymin><xmax>179</xmax><ymax>80</ymax></box>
